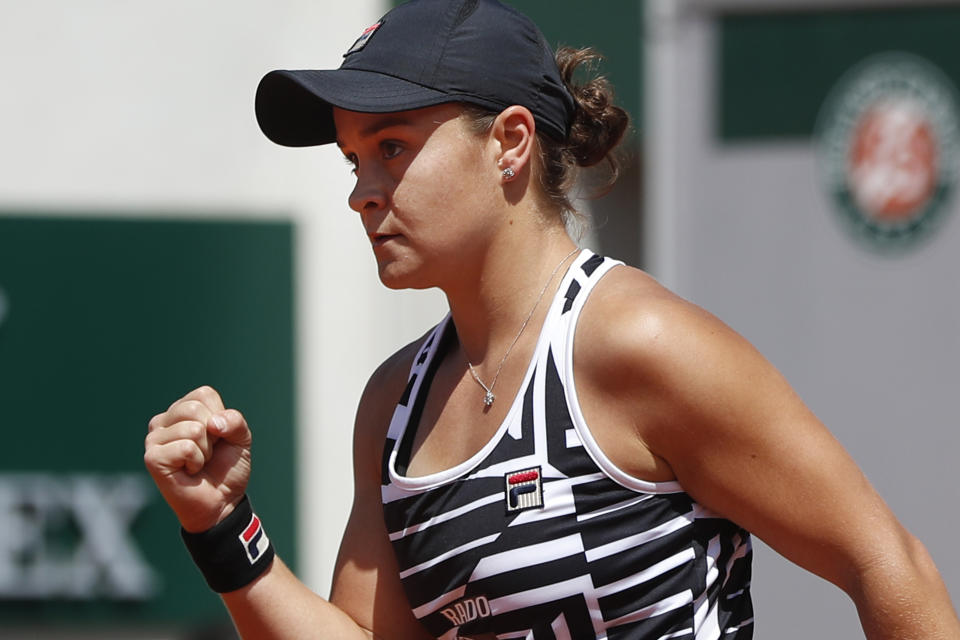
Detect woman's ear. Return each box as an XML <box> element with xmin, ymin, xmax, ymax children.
<box><xmin>492</xmin><ymin>105</ymin><xmax>537</xmax><ymax>182</ymax></box>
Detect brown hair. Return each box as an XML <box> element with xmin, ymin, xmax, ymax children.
<box><xmin>462</xmin><ymin>46</ymin><xmax>630</xmax><ymax>225</ymax></box>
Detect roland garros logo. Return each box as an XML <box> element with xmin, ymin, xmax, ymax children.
<box><xmin>816</xmin><ymin>52</ymin><xmax>960</xmax><ymax>251</ymax></box>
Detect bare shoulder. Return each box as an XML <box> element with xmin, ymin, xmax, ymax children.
<box><xmin>352</xmin><ymin>328</ymin><xmax>434</xmax><ymax>479</ymax></box>
<box><xmin>574</xmin><ymin>264</ymin><xmax>801</xmax><ymax>461</ymax></box>
<box><xmin>332</xmin><ymin>327</ymin><xmax>438</xmax><ymax>640</ymax></box>
<box><xmin>356</xmin><ymin>337</ymin><xmax>422</xmax><ymax>429</ymax></box>
<box><xmin>577</xmin><ymin>263</ymin><xmax>684</xmax><ymax>334</ymax></box>
<box><xmin>572</xmin><ymin>266</ymin><xmax>752</xmax><ymax>474</ymax></box>
<box><xmin>576</xmin><ymin>264</ymin><xmax>750</xmax><ymax>387</ymax></box>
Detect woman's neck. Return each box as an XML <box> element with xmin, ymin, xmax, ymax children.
<box><xmin>444</xmin><ymin>229</ymin><xmax>579</xmax><ymax>369</ymax></box>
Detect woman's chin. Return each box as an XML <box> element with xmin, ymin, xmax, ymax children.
<box><xmin>376</xmin><ymin>263</ymin><xmax>429</xmax><ymax>291</ymax></box>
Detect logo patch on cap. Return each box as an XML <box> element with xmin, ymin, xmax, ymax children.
<box><xmin>505</xmin><ymin>467</ymin><xmax>543</xmax><ymax>512</ymax></box>
<box><xmin>344</xmin><ymin>20</ymin><xmax>383</xmax><ymax>57</ymax></box>
<box><xmin>239</xmin><ymin>513</ymin><xmax>270</xmax><ymax>565</ymax></box>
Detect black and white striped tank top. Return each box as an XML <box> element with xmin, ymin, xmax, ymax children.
<box><xmin>381</xmin><ymin>250</ymin><xmax>754</xmax><ymax>639</ymax></box>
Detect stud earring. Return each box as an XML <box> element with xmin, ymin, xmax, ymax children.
<box><xmin>502</xmin><ymin>167</ymin><xmax>516</xmax><ymax>180</ymax></box>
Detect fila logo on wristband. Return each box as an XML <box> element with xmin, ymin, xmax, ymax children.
<box><xmin>239</xmin><ymin>513</ymin><xmax>270</xmax><ymax>564</ymax></box>
<box><xmin>182</xmin><ymin>495</ymin><xmax>275</xmax><ymax>593</ymax></box>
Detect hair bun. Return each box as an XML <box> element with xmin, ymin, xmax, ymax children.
<box><xmin>558</xmin><ymin>47</ymin><xmax>630</xmax><ymax>169</ymax></box>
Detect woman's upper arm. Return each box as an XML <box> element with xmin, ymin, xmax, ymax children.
<box><xmin>329</xmin><ymin>345</ymin><xmax>433</xmax><ymax>640</ymax></box>
<box><xmin>640</xmin><ymin>305</ymin><xmax>902</xmax><ymax>589</ymax></box>
<box><xmin>583</xmin><ymin>270</ymin><xmax>915</xmax><ymax>590</ymax></box>
<box><xmin>579</xmin><ymin>268</ymin><xmax>960</xmax><ymax>638</ymax></box>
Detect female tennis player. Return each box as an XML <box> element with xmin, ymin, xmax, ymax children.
<box><xmin>144</xmin><ymin>0</ymin><xmax>960</xmax><ymax>638</ymax></box>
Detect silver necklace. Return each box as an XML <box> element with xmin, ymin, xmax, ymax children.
<box><xmin>466</xmin><ymin>247</ymin><xmax>579</xmax><ymax>407</ymax></box>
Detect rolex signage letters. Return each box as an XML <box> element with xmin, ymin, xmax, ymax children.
<box><xmin>0</xmin><ymin>474</ymin><xmax>157</xmax><ymax>600</ymax></box>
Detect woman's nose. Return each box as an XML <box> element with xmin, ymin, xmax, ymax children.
<box><xmin>348</xmin><ymin>169</ymin><xmax>389</xmax><ymax>215</ymax></box>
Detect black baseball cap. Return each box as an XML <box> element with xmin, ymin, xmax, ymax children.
<box><xmin>255</xmin><ymin>0</ymin><xmax>575</xmax><ymax>147</ymax></box>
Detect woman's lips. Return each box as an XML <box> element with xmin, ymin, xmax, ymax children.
<box><xmin>371</xmin><ymin>233</ymin><xmax>399</xmax><ymax>248</ymax></box>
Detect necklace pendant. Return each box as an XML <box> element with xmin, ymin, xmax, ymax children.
<box><xmin>483</xmin><ymin>390</ymin><xmax>495</xmax><ymax>407</ymax></box>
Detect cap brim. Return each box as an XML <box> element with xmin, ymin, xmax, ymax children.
<box><xmin>255</xmin><ymin>69</ymin><xmax>458</xmax><ymax>147</ymax></box>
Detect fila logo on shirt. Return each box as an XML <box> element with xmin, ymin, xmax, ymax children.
<box><xmin>504</xmin><ymin>467</ymin><xmax>543</xmax><ymax>512</ymax></box>
<box><xmin>240</xmin><ymin>513</ymin><xmax>270</xmax><ymax>564</ymax></box>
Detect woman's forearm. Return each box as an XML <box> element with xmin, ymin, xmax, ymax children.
<box><xmin>853</xmin><ymin>535</ymin><xmax>960</xmax><ymax>640</ymax></box>
<box><xmin>222</xmin><ymin>556</ymin><xmax>373</xmax><ymax>640</ymax></box>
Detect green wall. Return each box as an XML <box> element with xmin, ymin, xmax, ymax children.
<box><xmin>0</xmin><ymin>216</ymin><xmax>296</xmax><ymax>630</ymax></box>
<box><xmin>720</xmin><ymin>5</ymin><xmax>960</xmax><ymax>140</ymax></box>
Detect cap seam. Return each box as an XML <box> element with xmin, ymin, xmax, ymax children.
<box><xmin>424</xmin><ymin>0</ymin><xmax>465</xmax><ymax>90</ymax></box>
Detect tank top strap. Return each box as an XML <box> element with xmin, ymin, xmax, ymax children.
<box><xmin>381</xmin><ymin>315</ymin><xmax>453</xmax><ymax>483</ymax></box>
<box><xmin>545</xmin><ymin>249</ymin><xmax>623</xmax><ymax>367</ymax></box>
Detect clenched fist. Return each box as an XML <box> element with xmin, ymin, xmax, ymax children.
<box><xmin>144</xmin><ymin>386</ymin><xmax>252</xmax><ymax>533</ymax></box>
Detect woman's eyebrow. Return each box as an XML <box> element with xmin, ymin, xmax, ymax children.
<box><xmin>360</xmin><ymin>116</ymin><xmax>413</xmax><ymax>137</ymax></box>
<box><xmin>336</xmin><ymin>115</ymin><xmax>414</xmax><ymax>150</ymax></box>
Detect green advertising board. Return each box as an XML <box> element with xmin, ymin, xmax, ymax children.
<box><xmin>719</xmin><ymin>5</ymin><xmax>960</xmax><ymax>141</ymax></box>
<box><xmin>0</xmin><ymin>216</ymin><xmax>296</xmax><ymax>633</ymax></box>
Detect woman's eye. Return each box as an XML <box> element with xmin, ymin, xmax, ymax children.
<box><xmin>343</xmin><ymin>154</ymin><xmax>358</xmax><ymax>174</ymax></box>
<box><xmin>382</xmin><ymin>141</ymin><xmax>403</xmax><ymax>159</ymax></box>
